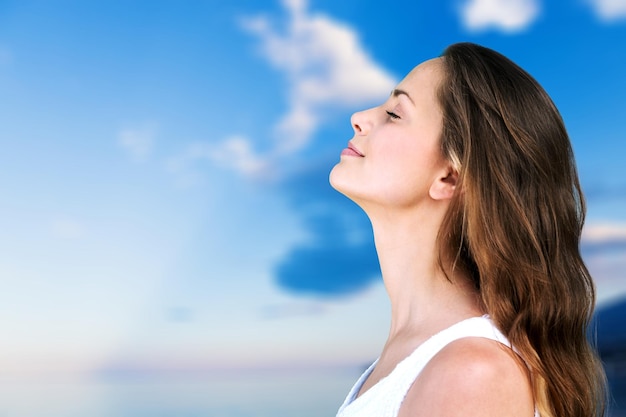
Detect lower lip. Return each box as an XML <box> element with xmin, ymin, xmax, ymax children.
<box><xmin>341</xmin><ymin>148</ymin><xmax>363</xmax><ymax>157</ymax></box>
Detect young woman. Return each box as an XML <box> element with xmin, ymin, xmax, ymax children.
<box><xmin>329</xmin><ymin>42</ymin><xmax>606</xmax><ymax>417</ymax></box>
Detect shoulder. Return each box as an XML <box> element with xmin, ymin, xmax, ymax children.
<box><xmin>398</xmin><ymin>337</ymin><xmax>534</xmax><ymax>417</ymax></box>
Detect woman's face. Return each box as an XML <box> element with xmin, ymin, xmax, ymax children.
<box><xmin>329</xmin><ymin>58</ymin><xmax>450</xmax><ymax>210</ymax></box>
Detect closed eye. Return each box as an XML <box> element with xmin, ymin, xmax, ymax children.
<box><xmin>386</xmin><ymin>110</ymin><xmax>400</xmax><ymax>120</ymax></box>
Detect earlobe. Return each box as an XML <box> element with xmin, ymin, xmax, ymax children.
<box><xmin>429</xmin><ymin>168</ymin><xmax>458</xmax><ymax>201</ymax></box>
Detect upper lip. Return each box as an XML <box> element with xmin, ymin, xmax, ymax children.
<box><xmin>348</xmin><ymin>142</ymin><xmax>364</xmax><ymax>156</ymax></box>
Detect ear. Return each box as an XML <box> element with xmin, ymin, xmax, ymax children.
<box><xmin>429</xmin><ymin>166</ymin><xmax>458</xmax><ymax>201</ymax></box>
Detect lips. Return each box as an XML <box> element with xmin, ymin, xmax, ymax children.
<box><xmin>341</xmin><ymin>142</ymin><xmax>364</xmax><ymax>157</ymax></box>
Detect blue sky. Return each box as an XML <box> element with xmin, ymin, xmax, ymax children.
<box><xmin>1</xmin><ymin>0</ymin><xmax>625</xmax><ymax>377</ymax></box>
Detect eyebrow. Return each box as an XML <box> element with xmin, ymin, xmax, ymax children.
<box><xmin>391</xmin><ymin>88</ymin><xmax>414</xmax><ymax>105</ymax></box>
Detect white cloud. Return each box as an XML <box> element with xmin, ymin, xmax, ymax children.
<box><xmin>167</xmin><ymin>0</ymin><xmax>395</xmax><ymax>180</ymax></box>
<box><xmin>198</xmin><ymin>0</ymin><xmax>395</xmax><ymax>177</ymax></box>
<box><xmin>587</xmin><ymin>0</ymin><xmax>626</xmax><ymax>21</ymax></box>
<box><xmin>166</xmin><ymin>142</ymin><xmax>215</xmax><ymax>188</ymax></box>
<box><xmin>459</xmin><ymin>0</ymin><xmax>540</xmax><ymax>32</ymax></box>
<box><xmin>166</xmin><ymin>136</ymin><xmax>272</xmax><ymax>186</ymax></box>
<box><xmin>51</xmin><ymin>218</ymin><xmax>86</xmax><ymax>240</ymax></box>
<box><xmin>582</xmin><ymin>222</ymin><xmax>626</xmax><ymax>243</ymax></box>
<box><xmin>260</xmin><ymin>301</ymin><xmax>326</xmax><ymax>319</ymax></box>
<box><xmin>209</xmin><ymin>136</ymin><xmax>271</xmax><ymax>176</ymax></box>
<box><xmin>118</xmin><ymin>124</ymin><xmax>156</xmax><ymax>161</ymax></box>
<box><xmin>587</xmin><ymin>253</ymin><xmax>626</xmax><ymax>305</ymax></box>
<box><xmin>241</xmin><ymin>0</ymin><xmax>396</xmax><ymax>155</ymax></box>
<box><xmin>582</xmin><ymin>222</ymin><xmax>626</xmax><ymax>304</ymax></box>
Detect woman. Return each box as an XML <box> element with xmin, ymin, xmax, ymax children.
<box><xmin>329</xmin><ymin>43</ymin><xmax>606</xmax><ymax>417</ymax></box>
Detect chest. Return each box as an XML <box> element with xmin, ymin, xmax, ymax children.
<box><xmin>355</xmin><ymin>343</ymin><xmax>422</xmax><ymax>398</ymax></box>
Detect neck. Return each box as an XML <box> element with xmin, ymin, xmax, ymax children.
<box><xmin>368</xmin><ymin>206</ymin><xmax>483</xmax><ymax>339</ymax></box>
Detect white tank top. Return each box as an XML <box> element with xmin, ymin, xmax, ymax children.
<box><xmin>336</xmin><ymin>315</ymin><xmax>540</xmax><ymax>417</ymax></box>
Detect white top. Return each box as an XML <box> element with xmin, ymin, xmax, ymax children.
<box><xmin>336</xmin><ymin>315</ymin><xmax>540</xmax><ymax>417</ymax></box>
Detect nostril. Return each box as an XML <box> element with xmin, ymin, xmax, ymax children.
<box><xmin>351</xmin><ymin>112</ymin><xmax>364</xmax><ymax>134</ymax></box>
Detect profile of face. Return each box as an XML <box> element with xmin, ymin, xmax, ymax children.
<box><xmin>329</xmin><ymin>58</ymin><xmax>456</xmax><ymax>212</ymax></box>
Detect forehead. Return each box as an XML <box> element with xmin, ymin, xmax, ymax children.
<box><xmin>397</xmin><ymin>57</ymin><xmax>444</xmax><ymax>97</ymax></box>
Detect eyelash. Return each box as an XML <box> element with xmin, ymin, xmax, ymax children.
<box><xmin>386</xmin><ymin>110</ymin><xmax>400</xmax><ymax>120</ymax></box>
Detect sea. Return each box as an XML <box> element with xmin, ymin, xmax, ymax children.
<box><xmin>0</xmin><ymin>367</ymin><xmax>624</xmax><ymax>417</ymax></box>
<box><xmin>0</xmin><ymin>368</ymin><xmax>359</xmax><ymax>417</ymax></box>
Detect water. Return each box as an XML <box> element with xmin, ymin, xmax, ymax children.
<box><xmin>0</xmin><ymin>369</ymin><xmax>358</xmax><ymax>417</ymax></box>
<box><xmin>1</xmin><ymin>368</ymin><xmax>623</xmax><ymax>417</ymax></box>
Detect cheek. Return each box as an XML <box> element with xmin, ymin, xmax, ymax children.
<box><xmin>366</xmin><ymin>148</ymin><xmax>433</xmax><ymax>205</ymax></box>
<box><xmin>373</xmin><ymin>138</ymin><xmax>431</xmax><ymax>178</ymax></box>
<box><xmin>329</xmin><ymin>136</ymin><xmax>444</xmax><ymax>209</ymax></box>
<box><xmin>372</xmin><ymin>135</ymin><xmax>448</xmax><ymax>201</ymax></box>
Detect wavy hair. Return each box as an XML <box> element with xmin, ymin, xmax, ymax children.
<box><xmin>436</xmin><ymin>42</ymin><xmax>606</xmax><ymax>417</ymax></box>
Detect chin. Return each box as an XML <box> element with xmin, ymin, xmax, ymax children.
<box><xmin>329</xmin><ymin>165</ymin><xmax>366</xmax><ymax>206</ymax></box>
<box><xmin>329</xmin><ymin>163</ymin><xmax>348</xmax><ymax>194</ymax></box>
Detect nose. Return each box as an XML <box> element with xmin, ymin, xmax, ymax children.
<box><xmin>351</xmin><ymin>109</ymin><xmax>371</xmax><ymax>136</ymax></box>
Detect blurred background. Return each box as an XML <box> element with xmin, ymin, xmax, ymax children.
<box><xmin>1</xmin><ymin>0</ymin><xmax>625</xmax><ymax>416</ymax></box>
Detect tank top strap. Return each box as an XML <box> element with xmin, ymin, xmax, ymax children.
<box><xmin>337</xmin><ymin>315</ymin><xmax>539</xmax><ymax>417</ymax></box>
<box><xmin>388</xmin><ymin>315</ymin><xmax>511</xmax><ymax>405</ymax></box>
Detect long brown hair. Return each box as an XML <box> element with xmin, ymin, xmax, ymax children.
<box><xmin>436</xmin><ymin>42</ymin><xmax>606</xmax><ymax>417</ymax></box>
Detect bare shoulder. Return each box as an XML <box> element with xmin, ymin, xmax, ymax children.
<box><xmin>398</xmin><ymin>337</ymin><xmax>534</xmax><ymax>417</ymax></box>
